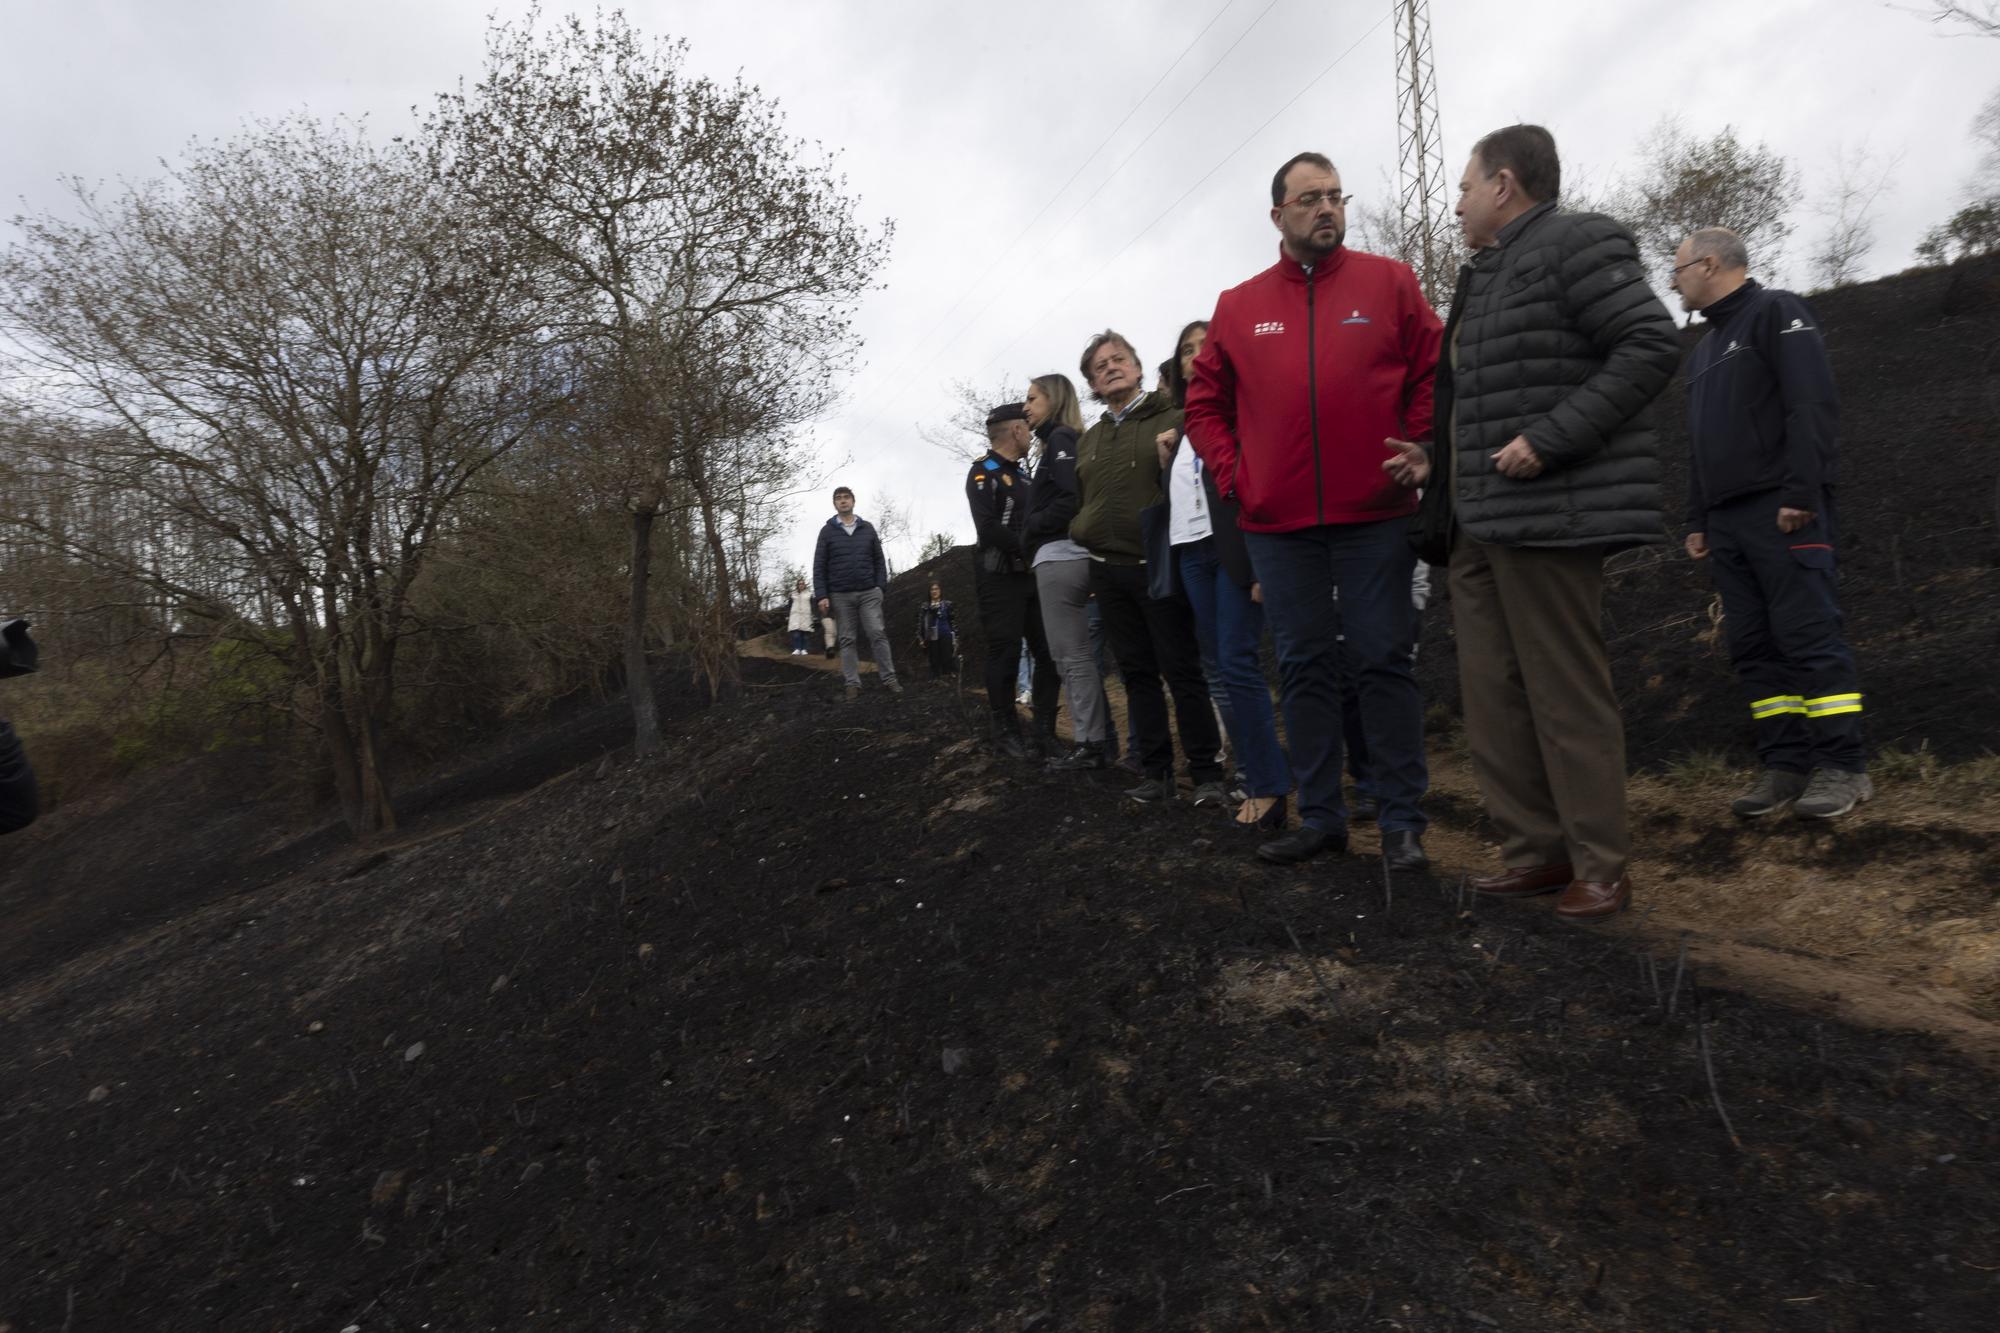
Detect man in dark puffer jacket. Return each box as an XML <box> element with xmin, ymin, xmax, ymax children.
<box><xmin>1384</xmin><ymin>124</ymin><xmax>1680</xmax><ymax>922</ymax></box>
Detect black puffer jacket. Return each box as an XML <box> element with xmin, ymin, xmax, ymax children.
<box><xmin>811</xmin><ymin>515</ymin><xmax>888</xmax><ymax>600</ymax></box>
<box><xmin>1021</xmin><ymin>423</ymin><xmax>1081</xmax><ymax>561</ymax></box>
<box><xmin>1439</xmin><ymin>200</ymin><xmax>1681</xmax><ymax>550</ymax></box>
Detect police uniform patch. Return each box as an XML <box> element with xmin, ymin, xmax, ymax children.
<box><xmin>1000</xmin><ymin>473</ymin><xmax>1013</xmax><ymax>486</ymax></box>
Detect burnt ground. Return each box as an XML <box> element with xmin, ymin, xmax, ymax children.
<box><xmin>4</xmin><ymin>660</ymin><xmax>1999</xmax><ymax>1331</ymax></box>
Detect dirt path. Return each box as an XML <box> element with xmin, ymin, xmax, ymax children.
<box><xmin>747</xmin><ymin>633</ymin><xmax>2000</xmax><ymax>1066</ymax></box>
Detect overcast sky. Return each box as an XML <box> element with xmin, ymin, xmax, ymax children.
<box><xmin>3</xmin><ymin>0</ymin><xmax>1994</xmax><ymax>578</ymax></box>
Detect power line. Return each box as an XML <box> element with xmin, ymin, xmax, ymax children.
<box><xmin>973</xmin><ymin>7</ymin><xmax>1395</xmax><ymax>376</ymax></box>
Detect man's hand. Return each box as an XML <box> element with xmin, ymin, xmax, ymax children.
<box><xmin>1381</xmin><ymin>438</ymin><xmax>1430</xmax><ymax>488</ymax></box>
<box><xmin>1155</xmin><ymin>427</ymin><xmax>1179</xmax><ymax>471</ymax></box>
<box><xmin>1249</xmin><ymin>582</ymin><xmax>1263</xmax><ymax>605</ymax></box>
<box><xmin>1685</xmin><ymin>532</ymin><xmax>1709</xmax><ymax>560</ymax></box>
<box><xmin>1777</xmin><ymin>507</ymin><xmax>1815</xmax><ymax>534</ymax></box>
<box><xmin>817</xmin><ymin>597</ymin><xmax>829</xmax><ymax>613</ymax></box>
<box><xmin>1490</xmin><ymin>435</ymin><xmax>1544</xmax><ymax>479</ymax></box>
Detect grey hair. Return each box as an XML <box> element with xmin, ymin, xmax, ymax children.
<box><xmin>1687</xmin><ymin>226</ymin><xmax>1749</xmax><ymax>271</ymax></box>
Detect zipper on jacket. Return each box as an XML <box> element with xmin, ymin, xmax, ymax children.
<box><xmin>1305</xmin><ymin>265</ymin><xmax>1324</xmax><ymax>524</ymax></box>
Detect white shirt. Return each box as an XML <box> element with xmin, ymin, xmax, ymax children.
<box><xmin>1167</xmin><ymin>438</ymin><xmax>1212</xmax><ymax>545</ymax></box>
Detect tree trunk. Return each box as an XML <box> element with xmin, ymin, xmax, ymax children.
<box><xmin>625</xmin><ymin>505</ymin><xmax>662</xmax><ymax>756</ymax></box>
<box><xmin>686</xmin><ymin>450</ymin><xmax>742</xmax><ymax>702</ymax></box>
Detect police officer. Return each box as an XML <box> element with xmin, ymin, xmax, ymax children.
<box><xmin>1674</xmin><ymin>226</ymin><xmax>1869</xmax><ymax>820</ymax></box>
<box><xmin>966</xmin><ymin>403</ymin><xmax>1060</xmax><ymax>757</ymax></box>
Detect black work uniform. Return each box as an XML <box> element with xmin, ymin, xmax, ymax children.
<box><xmin>965</xmin><ymin>449</ymin><xmax>1059</xmax><ymax>733</ymax></box>
<box><xmin>1686</xmin><ymin>280</ymin><xmax>1863</xmax><ymax>774</ymax></box>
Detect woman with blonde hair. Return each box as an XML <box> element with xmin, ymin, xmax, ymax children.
<box><xmin>1020</xmin><ymin>373</ymin><xmax>1113</xmax><ymax>768</ymax></box>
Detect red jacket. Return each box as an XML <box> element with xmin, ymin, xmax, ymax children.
<box><xmin>1184</xmin><ymin>245</ymin><xmax>1441</xmax><ymax>533</ymax></box>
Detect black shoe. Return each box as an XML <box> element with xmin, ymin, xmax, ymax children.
<box><xmin>1125</xmin><ymin>775</ymin><xmax>1176</xmax><ymax>804</ymax></box>
<box><xmin>995</xmin><ymin>733</ymin><xmax>1031</xmax><ymax>760</ymax></box>
<box><xmin>1382</xmin><ymin>829</ymin><xmax>1428</xmax><ymax>872</ymax></box>
<box><xmin>1232</xmin><ymin>795</ymin><xmax>1288</xmax><ymax>833</ymax></box>
<box><xmin>1115</xmin><ymin>752</ymin><xmax>1144</xmax><ymax>776</ymax></box>
<box><xmin>1257</xmin><ymin>825</ymin><xmax>1346</xmax><ymax>864</ymax></box>
<box><xmin>1046</xmin><ymin>743</ymin><xmax>1107</xmax><ymax>771</ymax></box>
<box><xmin>1350</xmin><ymin>792</ymin><xmax>1380</xmax><ymax>822</ymax></box>
<box><xmin>1191</xmin><ymin>780</ymin><xmax>1230</xmax><ymax>809</ymax></box>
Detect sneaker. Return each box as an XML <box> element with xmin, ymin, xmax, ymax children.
<box><xmin>1191</xmin><ymin>781</ymin><xmax>1230</xmax><ymax>809</ymax></box>
<box><xmin>1730</xmin><ymin>768</ymin><xmax>1810</xmax><ymax>818</ymax></box>
<box><xmin>844</xmin><ymin>684</ymin><xmax>860</xmax><ymax>702</ymax></box>
<box><xmin>1793</xmin><ymin>768</ymin><xmax>1873</xmax><ymax>820</ymax></box>
<box><xmin>995</xmin><ymin>733</ymin><xmax>1032</xmax><ymax>761</ymax></box>
<box><xmin>1047</xmin><ymin>743</ymin><xmax>1107</xmax><ymax>772</ymax></box>
<box><xmin>1125</xmin><ymin>776</ymin><xmax>1176</xmax><ymax>804</ymax></box>
<box><xmin>1116</xmin><ymin>751</ymin><xmax>1144</xmax><ymax>776</ymax></box>
<box><xmin>1256</xmin><ymin>825</ymin><xmax>1347</xmax><ymax>865</ymax></box>
<box><xmin>885</xmin><ymin>678</ymin><xmax>904</xmax><ymax>695</ymax></box>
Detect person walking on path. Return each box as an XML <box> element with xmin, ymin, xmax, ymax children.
<box><xmin>1161</xmin><ymin>318</ymin><xmax>1292</xmax><ymax>832</ymax></box>
<box><xmin>916</xmin><ymin>581</ymin><xmax>958</xmax><ymax>681</ymax></box>
<box><xmin>965</xmin><ymin>403</ymin><xmax>1061</xmax><ymax>756</ymax></box>
<box><xmin>1072</xmin><ymin>330</ymin><xmax>1225</xmax><ymax>806</ymax></box>
<box><xmin>1022</xmin><ymin>373</ymin><xmax>1117</xmax><ymax>770</ymax></box>
<box><xmin>786</xmin><ymin>576</ymin><xmax>815</xmax><ymax>655</ymax></box>
<box><xmin>1382</xmin><ymin>124</ymin><xmax>1681</xmax><ymax>921</ymax></box>
<box><xmin>1673</xmin><ymin>225</ymin><xmax>1869</xmax><ymax>819</ymax></box>
<box><xmin>1184</xmin><ymin>151</ymin><xmax>1442</xmax><ymax>869</ymax></box>
<box><xmin>812</xmin><ymin>486</ymin><xmax>902</xmax><ymax>701</ymax></box>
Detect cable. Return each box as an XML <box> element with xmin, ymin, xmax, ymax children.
<box><xmin>973</xmin><ymin>7</ymin><xmax>1395</xmax><ymax>375</ymax></box>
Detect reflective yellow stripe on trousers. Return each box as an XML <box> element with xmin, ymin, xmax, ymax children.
<box><xmin>1803</xmin><ymin>693</ymin><xmax>1864</xmax><ymax>717</ymax></box>
<box><xmin>1749</xmin><ymin>694</ymin><xmax>1806</xmax><ymax>719</ymax></box>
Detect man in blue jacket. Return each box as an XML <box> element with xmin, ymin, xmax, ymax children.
<box><xmin>812</xmin><ymin>486</ymin><xmax>902</xmax><ymax>701</ymax></box>
<box><xmin>1674</xmin><ymin>226</ymin><xmax>1867</xmax><ymax>819</ymax></box>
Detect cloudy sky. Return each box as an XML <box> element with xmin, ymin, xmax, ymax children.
<box><xmin>3</xmin><ymin>0</ymin><xmax>1994</xmax><ymax>577</ymax></box>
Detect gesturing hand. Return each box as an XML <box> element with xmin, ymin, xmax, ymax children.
<box><xmin>1155</xmin><ymin>428</ymin><xmax>1179</xmax><ymax>471</ymax></box>
<box><xmin>1381</xmin><ymin>437</ymin><xmax>1430</xmax><ymax>488</ymax></box>
<box><xmin>1490</xmin><ymin>435</ymin><xmax>1544</xmax><ymax>479</ymax></box>
<box><xmin>1685</xmin><ymin>532</ymin><xmax>1709</xmax><ymax>560</ymax></box>
<box><xmin>1776</xmin><ymin>507</ymin><xmax>1815</xmax><ymax>534</ymax></box>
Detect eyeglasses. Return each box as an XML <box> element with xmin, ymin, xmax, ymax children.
<box><xmin>1671</xmin><ymin>256</ymin><xmax>1712</xmax><ymax>275</ymax></box>
<box><xmin>1283</xmin><ymin>190</ymin><xmax>1352</xmax><ymax>211</ymax></box>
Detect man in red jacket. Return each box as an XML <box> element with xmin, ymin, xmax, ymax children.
<box><xmin>1185</xmin><ymin>152</ymin><xmax>1443</xmax><ymax>869</ymax></box>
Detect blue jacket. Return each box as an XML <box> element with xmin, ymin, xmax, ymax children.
<box><xmin>1684</xmin><ymin>279</ymin><xmax>1838</xmax><ymax>525</ymax></box>
<box><xmin>813</xmin><ymin>514</ymin><xmax>888</xmax><ymax>600</ymax></box>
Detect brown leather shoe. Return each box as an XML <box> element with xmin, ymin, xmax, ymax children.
<box><xmin>1555</xmin><ymin>874</ymin><xmax>1632</xmax><ymax>921</ymax></box>
<box><xmin>1469</xmin><ymin>863</ymin><xmax>1573</xmax><ymax>898</ymax></box>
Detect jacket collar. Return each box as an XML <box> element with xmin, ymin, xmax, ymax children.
<box><xmin>979</xmin><ymin>447</ymin><xmax>1025</xmax><ymax>471</ymax></box>
<box><xmin>1700</xmin><ymin>277</ymin><xmax>1761</xmax><ymax>325</ymax></box>
<box><xmin>1492</xmin><ymin>198</ymin><xmax>1559</xmax><ymax>251</ymax></box>
<box><xmin>1098</xmin><ymin>388</ymin><xmax>1172</xmax><ymax>425</ymax></box>
<box><xmin>828</xmin><ymin>513</ymin><xmax>866</xmax><ymax>531</ymax></box>
<box><xmin>1273</xmin><ymin>242</ymin><xmax>1351</xmax><ymax>282</ymax></box>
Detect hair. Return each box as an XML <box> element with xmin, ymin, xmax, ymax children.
<box><xmin>929</xmin><ymin>581</ymin><xmax>943</xmax><ymax>597</ymax></box>
<box><xmin>1470</xmin><ymin>124</ymin><xmax>1560</xmax><ymax>204</ymax></box>
<box><xmin>1029</xmin><ymin>373</ymin><xmax>1084</xmax><ymax>433</ymax></box>
<box><xmin>1078</xmin><ymin>329</ymin><xmax>1142</xmax><ymax>400</ymax></box>
<box><xmin>1686</xmin><ymin>226</ymin><xmax>1749</xmax><ymax>271</ymax></box>
<box><xmin>832</xmin><ymin>485</ymin><xmax>854</xmax><ymax>501</ymax></box>
<box><xmin>1164</xmin><ymin>319</ymin><xmax>1210</xmax><ymax>408</ymax></box>
<box><xmin>1270</xmin><ymin>151</ymin><xmax>1335</xmax><ymax>207</ymax></box>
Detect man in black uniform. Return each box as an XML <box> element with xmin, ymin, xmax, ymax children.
<box><xmin>1674</xmin><ymin>225</ymin><xmax>1869</xmax><ymax>820</ymax></box>
<box><xmin>966</xmin><ymin>403</ymin><xmax>1060</xmax><ymax>757</ymax></box>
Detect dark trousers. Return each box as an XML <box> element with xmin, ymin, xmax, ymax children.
<box><xmin>1705</xmin><ymin>491</ymin><xmax>1864</xmax><ymax>772</ymax></box>
<box><xmin>976</xmin><ymin>571</ymin><xmax>1058</xmax><ymax>731</ymax></box>
<box><xmin>789</xmin><ymin>629</ymin><xmax>810</xmax><ymax>652</ymax></box>
<box><xmin>1089</xmin><ymin>559</ymin><xmax>1222</xmax><ymax>783</ymax></box>
<box><xmin>926</xmin><ymin>635</ymin><xmax>956</xmax><ymax>679</ymax></box>
<box><xmin>1246</xmin><ymin>518</ymin><xmax>1426</xmax><ymax>834</ymax></box>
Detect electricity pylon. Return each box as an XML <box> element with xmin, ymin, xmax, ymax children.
<box><xmin>1393</xmin><ymin>0</ymin><xmax>1456</xmax><ymax>309</ymax></box>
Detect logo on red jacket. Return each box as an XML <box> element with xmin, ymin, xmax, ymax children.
<box><xmin>1341</xmin><ymin>309</ymin><xmax>1371</xmax><ymax>325</ymax></box>
<box><xmin>1253</xmin><ymin>320</ymin><xmax>1285</xmax><ymax>336</ymax></box>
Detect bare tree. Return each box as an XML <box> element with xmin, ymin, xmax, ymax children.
<box><xmin>0</xmin><ymin>116</ymin><xmax>564</xmax><ymax>836</ymax></box>
<box><xmin>1809</xmin><ymin>142</ymin><xmax>1901</xmax><ymax>290</ymax></box>
<box><xmin>915</xmin><ymin>375</ymin><xmax>1021</xmax><ymax>462</ymax></box>
<box><xmin>1915</xmin><ymin>2</ymin><xmax>2000</xmax><ymax>36</ymax></box>
<box><xmin>432</xmin><ymin>7</ymin><xmax>890</xmax><ymax>753</ymax></box>
<box><xmin>917</xmin><ymin>531</ymin><xmax>957</xmax><ymax>564</ymax></box>
<box><xmin>1621</xmin><ymin>118</ymin><xmax>1803</xmax><ymax>286</ymax></box>
<box><xmin>1914</xmin><ymin>86</ymin><xmax>2000</xmax><ymax>264</ymax></box>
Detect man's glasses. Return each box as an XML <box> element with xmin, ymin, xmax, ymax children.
<box><xmin>1672</xmin><ymin>256</ymin><xmax>1711</xmax><ymax>275</ymax></box>
<box><xmin>1284</xmin><ymin>190</ymin><xmax>1352</xmax><ymax>211</ymax></box>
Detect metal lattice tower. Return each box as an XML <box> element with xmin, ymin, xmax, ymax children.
<box><xmin>1393</xmin><ymin>0</ymin><xmax>1454</xmax><ymax>309</ymax></box>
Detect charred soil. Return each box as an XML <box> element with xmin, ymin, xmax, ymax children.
<box><xmin>4</xmin><ymin>661</ymin><xmax>1999</xmax><ymax>1331</ymax></box>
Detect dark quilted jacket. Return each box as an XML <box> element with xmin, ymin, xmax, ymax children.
<box><xmin>1440</xmin><ymin>200</ymin><xmax>1681</xmax><ymax>550</ymax></box>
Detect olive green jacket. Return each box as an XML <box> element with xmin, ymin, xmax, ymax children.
<box><xmin>1070</xmin><ymin>390</ymin><xmax>1183</xmax><ymax>565</ymax></box>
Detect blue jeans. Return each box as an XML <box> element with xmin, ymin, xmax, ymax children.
<box><xmin>789</xmin><ymin>629</ymin><xmax>811</xmax><ymax>652</ymax></box>
<box><xmin>1177</xmin><ymin>539</ymin><xmax>1290</xmax><ymax>798</ymax></box>
<box><xmin>1245</xmin><ymin>518</ymin><xmax>1426</xmax><ymax>834</ymax></box>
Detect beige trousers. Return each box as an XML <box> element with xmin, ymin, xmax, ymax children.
<box><xmin>1448</xmin><ymin>534</ymin><xmax>1631</xmax><ymax>882</ymax></box>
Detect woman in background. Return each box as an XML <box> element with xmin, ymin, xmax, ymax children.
<box><xmin>787</xmin><ymin>576</ymin><xmax>815</xmax><ymax>655</ymax></box>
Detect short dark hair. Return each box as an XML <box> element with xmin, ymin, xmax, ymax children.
<box><xmin>1470</xmin><ymin>125</ymin><xmax>1560</xmax><ymax>204</ymax></box>
<box><xmin>832</xmin><ymin>486</ymin><xmax>854</xmax><ymax>501</ymax></box>
<box><xmin>1271</xmin><ymin>152</ymin><xmax>1335</xmax><ymax>207</ymax></box>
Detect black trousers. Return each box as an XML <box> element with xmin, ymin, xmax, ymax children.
<box><xmin>976</xmin><ymin>570</ymin><xmax>1058</xmax><ymax>730</ymax></box>
<box><xmin>1089</xmin><ymin>560</ymin><xmax>1222</xmax><ymax>783</ymax></box>
<box><xmin>1706</xmin><ymin>490</ymin><xmax>1864</xmax><ymax>772</ymax></box>
<box><xmin>925</xmin><ymin>636</ymin><xmax>956</xmax><ymax>679</ymax></box>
